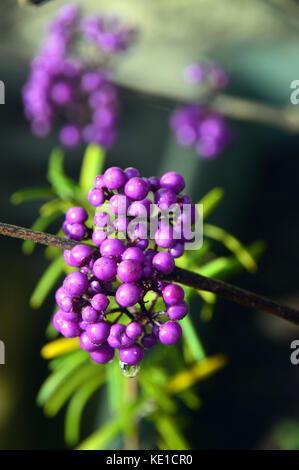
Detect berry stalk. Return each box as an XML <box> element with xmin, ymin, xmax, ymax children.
<box><xmin>1</xmin><ymin>221</ymin><xmax>299</xmax><ymax>326</ymax></box>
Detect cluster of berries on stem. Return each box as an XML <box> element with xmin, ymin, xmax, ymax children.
<box><xmin>54</xmin><ymin>166</ymin><xmax>197</xmax><ymax>370</ymax></box>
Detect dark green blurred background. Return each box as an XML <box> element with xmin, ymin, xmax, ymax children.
<box><xmin>2</xmin><ymin>0</ymin><xmax>299</xmax><ymax>449</ymax></box>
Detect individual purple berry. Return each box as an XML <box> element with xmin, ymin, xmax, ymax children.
<box><xmin>162</xmin><ymin>284</ymin><xmax>185</xmax><ymax>306</ymax></box>
<box><xmin>66</xmin><ymin>207</ymin><xmax>88</xmax><ymax>224</ymax></box>
<box><xmin>61</xmin><ymin>309</ymin><xmax>80</xmax><ymax>322</ymax></box>
<box><xmin>122</xmin><ymin>247</ymin><xmax>145</xmax><ymax>264</ymax></box>
<box><xmin>154</xmin><ymin>188</ymin><xmax>177</xmax><ymax>210</ymax></box>
<box><xmin>94</xmin><ymin>175</ymin><xmax>106</xmax><ymax>189</ymax></box>
<box><xmin>119</xmin><ymin>344</ymin><xmax>144</xmax><ymax>365</ymax></box>
<box><xmin>86</xmin><ymin>321</ymin><xmax>110</xmax><ymax>345</ymax></box>
<box><xmin>104</xmin><ymin>167</ymin><xmax>126</xmax><ymax>189</ymax></box>
<box><xmin>114</xmin><ymin>216</ymin><xmax>129</xmax><ymax>233</ymax></box>
<box><xmin>124</xmin><ymin>167</ymin><xmax>140</xmax><ymax>179</ymax></box>
<box><xmin>79</xmin><ymin>332</ymin><xmax>100</xmax><ymax>352</ymax></box>
<box><xmin>117</xmin><ymin>260</ymin><xmax>143</xmax><ymax>283</ymax></box>
<box><xmin>149</xmin><ymin>176</ymin><xmax>160</xmax><ymax>191</ymax></box>
<box><xmin>82</xmin><ymin>306</ymin><xmax>99</xmax><ymax>323</ymax></box>
<box><xmin>167</xmin><ymin>301</ymin><xmax>188</xmax><ymax>320</ymax></box>
<box><xmin>170</xmin><ymin>242</ymin><xmax>184</xmax><ymax>258</ymax></box>
<box><xmin>126</xmin><ymin>322</ymin><xmax>142</xmax><ymax>339</ymax></box>
<box><xmin>159</xmin><ymin>321</ymin><xmax>182</xmax><ymax>345</ymax></box>
<box><xmin>68</xmin><ymin>223</ymin><xmax>86</xmax><ymax>241</ymax></box>
<box><xmin>124</xmin><ymin>177</ymin><xmax>149</xmax><ymax>201</ymax></box>
<box><xmin>91</xmin><ymin>293</ymin><xmax>109</xmax><ymax>311</ymax></box>
<box><xmin>94</xmin><ymin>211</ymin><xmax>110</xmax><ymax>227</ymax></box>
<box><xmin>160</xmin><ymin>172</ymin><xmax>185</xmax><ymax>194</ymax></box>
<box><xmin>93</xmin><ymin>256</ymin><xmax>117</xmax><ymax>281</ymax></box>
<box><xmin>109</xmin><ymin>194</ymin><xmax>129</xmax><ymax>215</ymax></box>
<box><xmin>133</xmin><ymin>239</ymin><xmax>149</xmax><ymax>250</ymax></box>
<box><xmin>120</xmin><ymin>332</ymin><xmax>134</xmax><ymax>347</ymax></box>
<box><xmin>88</xmin><ymin>188</ymin><xmax>105</xmax><ymax>207</ymax></box>
<box><xmin>63</xmin><ymin>249</ymin><xmax>76</xmax><ymax>266</ymax></box>
<box><xmin>60</xmin><ymin>320</ymin><xmax>81</xmax><ymax>338</ymax></box>
<box><xmin>155</xmin><ymin>224</ymin><xmax>174</xmax><ymax>249</ymax></box>
<box><xmin>90</xmin><ymin>343</ymin><xmax>115</xmax><ymax>364</ymax></box>
<box><xmin>63</xmin><ymin>271</ymin><xmax>88</xmax><ymax>296</ymax></box>
<box><xmin>116</xmin><ymin>283</ymin><xmax>140</xmax><ymax>307</ymax></box>
<box><xmin>128</xmin><ymin>199</ymin><xmax>151</xmax><ymax>217</ymax></box>
<box><xmin>142</xmin><ymin>334</ymin><xmax>157</xmax><ymax>349</ymax></box>
<box><xmin>92</xmin><ymin>229</ymin><xmax>107</xmax><ymax>246</ymax></box>
<box><xmin>70</xmin><ymin>244</ymin><xmax>93</xmax><ymax>267</ymax></box>
<box><xmin>100</xmin><ymin>238</ymin><xmax>125</xmax><ymax>260</ymax></box>
<box><xmin>52</xmin><ymin>311</ymin><xmax>64</xmax><ymax>332</ymax></box>
<box><xmin>152</xmin><ymin>252</ymin><xmax>175</xmax><ymax>274</ymax></box>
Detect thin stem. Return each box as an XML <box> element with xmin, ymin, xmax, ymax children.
<box><xmin>124</xmin><ymin>378</ymin><xmax>139</xmax><ymax>450</ymax></box>
<box><xmin>1</xmin><ymin>221</ymin><xmax>299</xmax><ymax>325</ymax></box>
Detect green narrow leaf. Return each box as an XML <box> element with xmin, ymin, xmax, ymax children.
<box><xmin>203</xmin><ymin>223</ymin><xmax>258</xmax><ymax>273</ymax></box>
<box><xmin>197</xmin><ymin>241</ymin><xmax>266</xmax><ymax>280</ymax></box>
<box><xmin>199</xmin><ymin>187</ymin><xmax>224</xmax><ymax>219</ymax></box>
<box><xmin>44</xmin><ymin>364</ymin><xmax>98</xmax><ymax>417</ymax></box>
<box><xmin>64</xmin><ymin>374</ymin><xmax>106</xmax><ymax>446</ymax></box>
<box><xmin>79</xmin><ymin>144</ymin><xmax>105</xmax><ymax>194</ymax></box>
<box><xmin>30</xmin><ymin>255</ymin><xmax>64</xmax><ymax>309</ymax></box>
<box><xmin>22</xmin><ymin>211</ymin><xmax>61</xmax><ymax>255</ymax></box>
<box><xmin>37</xmin><ymin>349</ymin><xmax>88</xmax><ymax>407</ymax></box>
<box><xmin>181</xmin><ymin>315</ymin><xmax>206</xmax><ymax>362</ymax></box>
<box><xmin>10</xmin><ymin>187</ymin><xmax>54</xmax><ymax>205</ymax></box>
<box><xmin>47</xmin><ymin>148</ymin><xmax>78</xmax><ymax>200</ymax></box>
<box><xmin>76</xmin><ymin>400</ymin><xmax>144</xmax><ymax>450</ymax></box>
<box><xmin>153</xmin><ymin>414</ymin><xmax>190</xmax><ymax>450</ymax></box>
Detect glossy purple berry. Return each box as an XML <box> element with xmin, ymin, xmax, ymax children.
<box><xmin>160</xmin><ymin>172</ymin><xmax>185</xmax><ymax>194</ymax></box>
<box><xmin>170</xmin><ymin>242</ymin><xmax>184</xmax><ymax>258</ymax></box>
<box><xmin>120</xmin><ymin>332</ymin><xmax>134</xmax><ymax>347</ymax></box>
<box><xmin>126</xmin><ymin>322</ymin><xmax>142</xmax><ymax>339</ymax></box>
<box><xmin>162</xmin><ymin>284</ymin><xmax>185</xmax><ymax>306</ymax></box>
<box><xmin>86</xmin><ymin>322</ymin><xmax>110</xmax><ymax>345</ymax></box>
<box><xmin>167</xmin><ymin>301</ymin><xmax>188</xmax><ymax>320</ymax></box>
<box><xmin>60</xmin><ymin>320</ymin><xmax>81</xmax><ymax>338</ymax></box>
<box><xmin>88</xmin><ymin>188</ymin><xmax>105</xmax><ymax>207</ymax></box>
<box><xmin>122</xmin><ymin>247</ymin><xmax>145</xmax><ymax>264</ymax></box>
<box><xmin>155</xmin><ymin>188</ymin><xmax>177</xmax><ymax>210</ymax></box>
<box><xmin>117</xmin><ymin>260</ymin><xmax>143</xmax><ymax>283</ymax></box>
<box><xmin>82</xmin><ymin>306</ymin><xmax>99</xmax><ymax>323</ymax></box>
<box><xmin>152</xmin><ymin>252</ymin><xmax>175</xmax><ymax>274</ymax></box>
<box><xmin>70</xmin><ymin>244</ymin><xmax>93</xmax><ymax>267</ymax></box>
<box><xmin>159</xmin><ymin>321</ymin><xmax>182</xmax><ymax>345</ymax></box>
<box><xmin>52</xmin><ymin>311</ymin><xmax>64</xmax><ymax>332</ymax></box>
<box><xmin>79</xmin><ymin>332</ymin><xmax>100</xmax><ymax>352</ymax></box>
<box><xmin>124</xmin><ymin>167</ymin><xmax>140</xmax><ymax>179</ymax></box>
<box><xmin>93</xmin><ymin>256</ymin><xmax>117</xmax><ymax>281</ymax></box>
<box><xmin>116</xmin><ymin>283</ymin><xmax>140</xmax><ymax>307</ymax></box>
<box><xmin>155</xmin><ymin>225</ymin><xmax>174</xmax><ymax>249</ymax></box>
<box><xmin>109</xmin><ymin>194</ymin><xmax>129</xmax><ymax>215</ymax></box>
<box><xmin>91</xmin><ymin>293</ymin><xmax>109</xmax><ymax>311</ymax></box>
<box><xmin>114</xmin><ymin>216</ymin><xmax>129</xmax><ymax>233</ymax></box>
<box><xmin>104</xmin><ymin>167</ymin><xmax>126</xmax><ymax>190</ymax></box>
<box><xmin>90</xmin><ymin>344</ymin><xmax>115</xmax><ymax>364</ymax></box>
<box><xmin>68</xmin><ymin>223</ymin><xmax>86</xmax><ymax>241</ymax></box>
<box><xmin>63</xmin><ymin>271</ymin><xmax>88</xmax><ymax>296</ymax></box>
<box><xmin>66</xmin><ymin>207</ymin><xmax>88</xmax><ymax>224</ymax></box>
<box><xmin>63</xmin><ymin>249</ymin><xmax>76</xmax><ymax>266</ymax></box>
<box><xmin>92</xmin><ymin>229</ymin><xmax>107</xmax><ymax>246</ymax></box>
<box><xmin>124</xmin><ymin>177</ymin><xmax>149</xmax><ymax>201</ymax></box>
<box><xmin>119</xmin><ymin>344</ymin><xmax>144</xmax><ymax>365</ymax></box>
<box><xmin>100</xmin><ymin>238</ymin><xmax>125</xmax><ymax>260</ymax></box>
<box><xmin>94</xmin><ymin>211</ymin><xmax>110</xmax><ymax>227</ymax></box>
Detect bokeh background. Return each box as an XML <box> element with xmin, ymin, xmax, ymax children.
<box><xmin>2</xmin><ymin>0</ymin><xmax>299</xmax><ymax>449</ymax></box>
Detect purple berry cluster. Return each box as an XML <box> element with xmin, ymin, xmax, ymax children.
<box><xmin>170</xmin><ymin>105</ymin><xmax>232</xmax><ymax>160</ymax></box>
<box><xmin>54</xmin><ymin>167</ymin><xmax>195</xmax><ymax>369</ymax></box>
<box><xmin>23</xmin><ymin>4</ymin><xmax>135</xmax><ymax>148</ymax></box>
<box><xmin>171</xmin><ymin>61</ymin><xmax>232</xmax><ymax>160</ymax></box>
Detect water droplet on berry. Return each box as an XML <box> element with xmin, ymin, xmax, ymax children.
<box><xmin>119</xmin><ymin>361</ymin><xmax>140</xmax><ymax>378</ymax></box>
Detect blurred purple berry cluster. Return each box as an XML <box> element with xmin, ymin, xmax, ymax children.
<box><xmin>54</xmin><ymin>166</ymin><xmax>197</xmax><ymax>369</ymax></box>
<box><xmin>23</xmin><ymin>4</ymin><xmax>136</xmax><ymax>148</ymax></box>
<box><xmin>170</xmin><ymin>62</ymin><xmax>232</xmax><ymax>160</ymax></box>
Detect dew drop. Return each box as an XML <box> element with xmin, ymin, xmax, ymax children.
<box><xmin>120</xmin><ymin>361</ymin><xmax>140</xmax><ymax>378</ymax></box>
